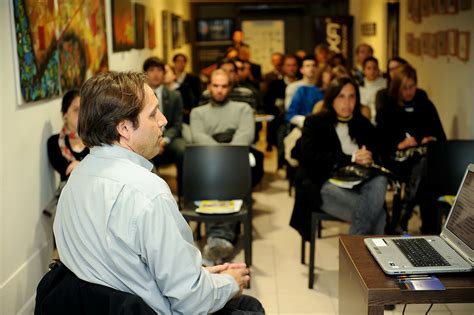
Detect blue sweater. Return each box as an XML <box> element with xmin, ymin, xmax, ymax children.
<box><xmin>286</xmin><ymin>85</ymin><xmax>324</xmax><ymax>123</ymax></box>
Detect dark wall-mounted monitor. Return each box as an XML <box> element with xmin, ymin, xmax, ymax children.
<box><xmin>196</xmin><ymin>19</ymin><xmax>234</xmax><ymax>42</ymax></box>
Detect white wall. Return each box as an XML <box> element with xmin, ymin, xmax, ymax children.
<box><xmin>351</xmin><ymin>0</ymin><xmax>474</xmax><ymax>139</ymax></box>
<box><xmin>0</xmin><ymin>0</ymin><xmax>190</xmax><ymax>313</ymax></box>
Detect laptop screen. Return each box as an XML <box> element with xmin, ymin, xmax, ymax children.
<box><xmin>445</xmin><ymin>169</ymin><xmax>474</xmax><ymax>250</ymax></box>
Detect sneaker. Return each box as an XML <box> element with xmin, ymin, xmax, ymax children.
<box><xmin>203</xmin><ymin>237</ymin><xmax>234</xmax><ymax>261</ymax></box>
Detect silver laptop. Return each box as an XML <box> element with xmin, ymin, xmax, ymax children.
<box><xmin>365</xmin><ymin>164</ymin><xmax>474</xmax><ymax>275</ymax></box>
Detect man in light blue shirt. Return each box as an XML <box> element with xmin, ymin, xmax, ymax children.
<box><xmin>53</xmin><ymin>72</ymin><xmax>263</xmax><ymax>314</ymax></box>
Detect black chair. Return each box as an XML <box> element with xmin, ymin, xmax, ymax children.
<box><xmin>427</xmin><ymin>140</ymin><xmax>474</xmax><ymax>232</ymax></box>
<box><xmin>180</xmin><ymin>145</ymin><xmax>253</xmax><ymax>266</ymax></box>
<box><xmin>301</xmin><ymin>211</ymin><xmax>345</xmax><ymax>289</ymax></box>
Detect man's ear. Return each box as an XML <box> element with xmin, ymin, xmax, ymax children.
<box><xmin>116</xmin><ymin>120</ymin><xmax>133</xmax><ymax>141</ymax></box>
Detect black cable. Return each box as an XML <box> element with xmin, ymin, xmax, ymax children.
<box><xmin>402</xmin><ymin>304</ymin><xmax>407</xmax><ymax>315</ymax></box>
<box><xmin>425</xmin><ymin>303</ymin><xmax>433</xmax><ymax>314</ymax></box>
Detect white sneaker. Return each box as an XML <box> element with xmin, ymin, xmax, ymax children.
<box><xmin>203</xmin><ymin>237</ymin><xmax>234</xmax><ymax>261</ymax></box>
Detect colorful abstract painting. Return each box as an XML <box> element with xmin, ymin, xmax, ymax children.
<box><xmin>12</xmin><ymin>0</ymin><xmax>109</xmax><ymax>104</ymax></box>
<box><xmin>112</xmin><ymin>0</ymin><xmax>135</xmax><ymax>52</ymax></box>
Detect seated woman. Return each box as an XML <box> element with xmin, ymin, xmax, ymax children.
<box><xmin>376</xmin><ymin>64</ymin><xmax>446</xmax><ymax>234</ymax></box>
<box><xmin>47</xmin><ymin>90</ymin><xmax>89</xmax><ymax>181</ymax></box>
<box><xmin>290</xmin><ymin>77</ymin><xmax>388</xmax><ymax>239</ymax></box>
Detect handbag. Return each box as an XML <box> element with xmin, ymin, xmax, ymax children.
<box><xmin>330</xmin><ymin>164</ymin><xmax>394</xmax><ymax>189</ymax></box>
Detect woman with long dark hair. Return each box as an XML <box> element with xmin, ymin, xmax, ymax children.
<box><xmin>290</xmin><ymin>77</ymin><xmax>387</xmax><ymax>239</ymax></box>
<box><xmin>47</xmin><ymin>90</ymin><xmax>89</xmax><ymax>181</ymax></box>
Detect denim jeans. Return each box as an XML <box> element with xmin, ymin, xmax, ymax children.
<box><xmin>320</xmin><ymin>175</ymin><xmax>388</xmax><ymax>234</ymax></box>
<box><xmin>206</xmin><ymin>222</ymin><xmax>237</xmax><ymax>243</ymax></box>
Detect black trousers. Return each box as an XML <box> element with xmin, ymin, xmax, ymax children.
<box><xmin>215</xmin><ymin>295</ymin><xmax>265</xmax><ymax>315</ymax></box>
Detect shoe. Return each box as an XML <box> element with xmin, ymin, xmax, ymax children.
<box><xmin>203</xmin><ymin>237</ymin><xmax>234</xmax><ymax>261</ymax></box>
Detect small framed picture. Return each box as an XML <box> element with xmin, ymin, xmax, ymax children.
<box><xmin>422</xmin><ymin>0</ymin><xmax>432</xmax><ymax>15</ymax></box>
<box><xmin>413</xmin><ymin>37</ymin><xmax>422</xmax><ymax>55</ymax></box>
<box><xmin>447</xmin><ymin>0</ymin><xmax>459</xmax><ymax>13</ymax></box>
<box><xmin>459</xmin><ymin>0</ymin><xmax>472</xmax><ymax>10</ymax></box>
<box><xmin>413</xmin><ymin>0</ymin><xmax>422</xmax><ymax>22</ymax></box>
<box><xmin>421</xmin><ymin>32</ymin><xmax>431</xmax><ymax>55</ymax></box>
<box><xmin>406</xmin><ymin>33</ymin><xmax>415</xmax><ymax>53</ymax></box>
<box><xmin>437</xmin><ymin>30</ymin><xmax>448</xmax><ymax>55</ymax></box>
<box><xmin>429</xmin><ymin>33</ymin><xmax>438</xmax><ymax>57</ymax></box>
<box><xmin>436</xmin><ymin>0</ymin><xmax>447</xmax><ymax>13</ymax></box>
<box><xmin>447</xmin><ymin>29</ymin><xmax>459</xmax><ymax>56</ymax></box>
<box><xmin>458</xmin><ymin>31</ymin><xmax>470</xmax><ymax>61</ymax></box>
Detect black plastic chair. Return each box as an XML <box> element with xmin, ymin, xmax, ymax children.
<box><xmin>301</xmin><ymin>211</ymin><xmax>345</xmax><ymax>289</ymax></box>
<box><xmin>180</xmin><ymin>145</ymin><xmax>253</xmax><ymax>266</ymax></box>
<box><xmin>427</xmin><ymin>140</ymin><xmax>474</xmax><ymax>231</ymax></box>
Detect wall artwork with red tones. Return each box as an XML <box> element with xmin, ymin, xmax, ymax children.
<box><xmin>12</xmin><ymin>0</ymin><xmax>108</xmax><ymax>104</ymax></box>
<box><xmin>112</xmin><ymin>0</ymin><xmax>135</xmax><ymax>52</ymax></box>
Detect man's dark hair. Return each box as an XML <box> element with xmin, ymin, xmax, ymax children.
<box><xmin>173</xmin><ymin>53</ymin><xmax>187</xmax><ymax>63</ymax></box>
<box><xmin>143</xmin><ymin>56</ymin><xmax>165</xmax><ymax>72</ymax></box>
<box><xmin>300</xmin><ymin>55</ymin><xmax>316</xmax><ymax>67</ymax></box>
<box><xmin>217</xmin><ymin>58</ymin><xmax>237</xmax><ymax>71</ymax></box>
<box><xmin>362</xmin><ymin>56</ymin><xmax>379</xmax><ymax>68</ymax></box>
<box><xmin>78</xmin><ymin>71</ymin><xmax>147</xmax><ymax>147</ymax></box>
<box><xmin>61</xmin><ymin>89</ymin><xmax>80</xmax><ymax>114</ymax></box>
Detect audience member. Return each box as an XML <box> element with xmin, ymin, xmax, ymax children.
<box><xmin>143</xmin><ymin>57</ymin><xmax>186</xmax><ymax>196</ymax></box>
<box><xmin>328</xmin><ymin>52</ymin><xmax>347</xmax><ymax>68</ymax></box>
<box><xmin>376</xmin><ymin>64</ymin><xmax>446</xmax><ymax>234</ymax></box>
<box><xmin>164</xmin><ymin>64</ymin><xmax>196</xmax><ymax>125</ymax></box>
<box><xmin>53</xmin><ymin>71</ymin><xmax>263</xmax><ymax>314</ymax></box>
<box><xmin>173</xmin><ymin>53</ymin><xmax>201</xmax><ymax>116</ymax></box>
<box><xmin>314</xmin><ymin>43</ymin><xmax>330</xmax><ymax>70</ymax></box>
<box><xmin>352</xmin><ymin>43</ymin><xmax>374</xmax><ymax>85</ymax></box>
<box><xmin>283</xmin><ymin>55</ymin><xmax>309</xmax><ymax>110</ymax></box>
<box><xmin>359</xmin><ymin>56</ymin><xmax>387</xmax><ymax>123</ymax></box>
<box><xmin>239</xmin><ymin>46</ymin><xmax>262</xmax><ymax>84</ymax></box>
<box><xmin>261</xmin><ymin>52</ymin><xmax>284</xmax><ymax>93</ymax></box>
<box><xmin>190</xmin><ymin>69</ymin><xmax>262</xmax><ymax>263</ymax></box>
<box><xmin>294</xmin><ymin>49</ymin><xmax>307</xmax><ymax>60</ymax></box>
<box><xmin>375</xmin><ymin>57</ymin><xmax>409</xmax><ymax>114</ymax></box>
<box><xmin>47</xmin><ymin>90</ymin><xmax>89</xmax><ymax>181</ymax></box>
<box><xmin>231</xmin><ymin>30</ymin><xmax>249</xmax><ymax>50</ymax></box>
<box><xmin>290</xmin><ymin>77</ymin><xmax>388</xmax><ymax>240</ymax></box>
<box><xmin>286</xmin><ymin>59</ymin><xmax>324</xmax><ymax>128</ymax></box>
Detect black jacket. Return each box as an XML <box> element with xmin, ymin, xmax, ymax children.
<box><xmin>290</xmin><ymin>113</ymin><xmax>378</xmax><ymax>240</ymax></box>
<box><xmin>35</xmin><ymin>262</ymin><xmax>156</xmax><ymax>315</ymax></box>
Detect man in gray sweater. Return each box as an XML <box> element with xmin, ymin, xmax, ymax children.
<box><xmin>190</xmin><ymin>69</ymin><xmax>255</xmax><ymax>263</ymax></box>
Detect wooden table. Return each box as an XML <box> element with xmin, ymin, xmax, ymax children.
<box><xmin>339</xmin><ymin>235</ymin><xmax>474</xmax><ymax>315</ymax></box>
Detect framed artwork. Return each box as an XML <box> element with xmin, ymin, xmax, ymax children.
<box><xmin>458</xmin><ymin>31</ymin><xmax>470</xmax><ymax>61</ymax></box>
<box><xmin>134</xmin><ymin>3</ymin><xmax>145</xmax><ymax>49</ymax></box>
<box><xmin>112</xmin><ymin>0</ymin><xmax>134</xmax><ymax>52</ymax></box>
<box><xmin>171</xmin><ymin>14</ymin><xmax>182</xmax><ymax>49</ymax></box>
<box><xmin>447</xmin><ymin>29</ymin><xmax>459</xmax><ymax>56</ymax></box>
<box><xmin>12</xmin><ymin>0</ymin><xmax>108</xmax><ymax>104</ymax></box>
<box><xmin>406</xmin><ymin>33</ymin><xmax>415</xmax><ymax>53</ymax></box>
<box><xmin>421</xmin><ymin>33</ymin><xmax>431</xmax><ymax>55</ymax></box>
<box><xmin>459</xmin><ymin>0</ymin><xmax>472</xmax><ymax>10</ymax></box>
<box><xmin>422</xmin><ymin>0</ymin><xmax>432</xmax><ymax>16</ymax></box>
<box><xmin>447</xmin><ymin>0</ymin><xmax>459</xmax><ymax>13</ymax></box>
<box><xmin>413</xmin><ymin>0</ymin><xmax>422</xmax><ymax>22</ymax></box>
<box><xmin>162</xmin><ymin>11</ymin><xmax>169</xmax><ymax>62</ymax></box>
<box><xmin>147</xmin><ymin>10</ymin><xmax>156</xmax><ymax>49</ymax></box>
<box><xmin>413</xmin><ymin>37</ymin><xmax>422</xmax><ymax>55</ymax></box>
<box><xmin>437</xmin><ymin>0</ymin><xmax>447</xmax><ymax>13</ymax></box>
<box><xmin>437</xmin><ymin>30</ymin><xmax>448</xmax><ymax>55</ymax></box>
<box><xmin>429</xmin><ymin>33</ymin><xmax>438</xmax><ymax>57</ymax></box>
<box><xmin>183</xmin><ymin>20</ymin><xmax>191</xmax><ymax>43</ymax></box>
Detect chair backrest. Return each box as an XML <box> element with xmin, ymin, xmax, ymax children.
<box><xmin>183</xmin><ymin>145</ymin><xmax>251</xmax><ymax>201</ymax></box>
<box><xmin>427</xmin><ymin>140</ymin><xmax>474</xmax><ymax>197</ymax></box>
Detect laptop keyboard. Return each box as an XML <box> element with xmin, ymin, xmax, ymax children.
<box><xmin>393</xmin><ymin>238</ymin><xmax>451</xmax><ymax>267</ymax></box>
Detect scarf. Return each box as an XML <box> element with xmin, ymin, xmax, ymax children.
<box><xmin>58</xmin><ymin>125</ymin><xmax>78</xmax><ymax>162</ymax></box>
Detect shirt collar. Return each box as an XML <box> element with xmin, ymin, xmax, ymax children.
<box><xmin>90</xmin><ymin>145</ymin><xmax>154</xmax><ymax>171</ymax></box>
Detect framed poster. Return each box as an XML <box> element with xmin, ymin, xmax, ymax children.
<box><xmin>112</xmin><ymin>0</ymin><xmax>134</xmax><ymax>52</ymax></box>
<box><xmin>406</xmin><ymin>33</ymin><xmax>415</xmax><ymax>53</ymax></box>
<box><xmin>437</xmin><ymin>30</ymin><xmax>448</xmax><ymax>55</ymax></box>
<box><xmin>421</xmin><ymin>33</ymin><xmax>431</xmax><ymax>55</ymax></box>
<box><xmin>429</xmin><ymin>33</ymin><xmax>438</xmax><ymax>57</ymax></box>
<box><xmin>409</xmin><ymin>0</ymin><xmax>422</xmax><ymax>22</ymax></box>
<box><xmin>436</xmin><ymin>0</ymin><xmax>447</xmax><ymax>13</ymax></box>
<box><xmin>11</xmin><ymin>0</ymin><xmax>108</xmax><ymax>104</ymax></box>
<box><xmin>447</xmin><ymin>29</ymin><xmax>459</xmax><ymax>56</ymax></box>
<box><xmin>162</xmin><ymin>11</ymin><xmax>169</xmax><ymax>62</ymax></box>
<box><xmin>422</xmin><ymin>0</ymin><xmax>432</xmax><ymax>16</ymax></box>
<box><xmin>458</xmin><ymin>31</ymin><xmax>470</xmax><ymax>61</ymax></box>
<box><xmin>459</xmin><ymin>0</ymin><xmax>472</xmax><ymax>10</ymax></box>
<box><xmin>183</xmin><ymin>20</ymin><xmax>191</xmax><ymax>43</ymax></box>
<box><xmin>134</xmin><ymin>3</ymin><xmax>145</xmax><ymax>49</ymax></box>
<box><xmin>171</xmin><ymin>14</ymin><xmax>182</xmax><ymax>49</ymax></box>
<box><xmin>447</xmin><ymin>0</ymin><xmax>459</xmax><ymax>13</ymax></box>
<box><xmin>147</xmin><ymin>7</ymin><xmax>156</xmax><ymax>49</ymax></box>
<box><xmin>413</xmin><ymin>37</ymin><xmax>422</xmax><ymax>55</ymax></box>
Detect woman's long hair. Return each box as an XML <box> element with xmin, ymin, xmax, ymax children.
<box><xmin>319</xmin><ymin>77</ymin><xmax>366</xmax><ymax>142</ymax></box>
<box><xmin>388</xmin><ymin>64</ymin><xmax>417</xmax><ymax>104</ymax></box>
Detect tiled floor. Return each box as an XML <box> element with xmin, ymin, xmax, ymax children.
<box><xmin>160</xmin><ymin>133</ymin><xmax>474</xmax><ymax>315</ymax></box>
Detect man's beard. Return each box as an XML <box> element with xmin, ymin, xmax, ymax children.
<box><xmin>210</xmin><ymin>95</ymin><xmax>229</xmax><ymax>106</ymax></box>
